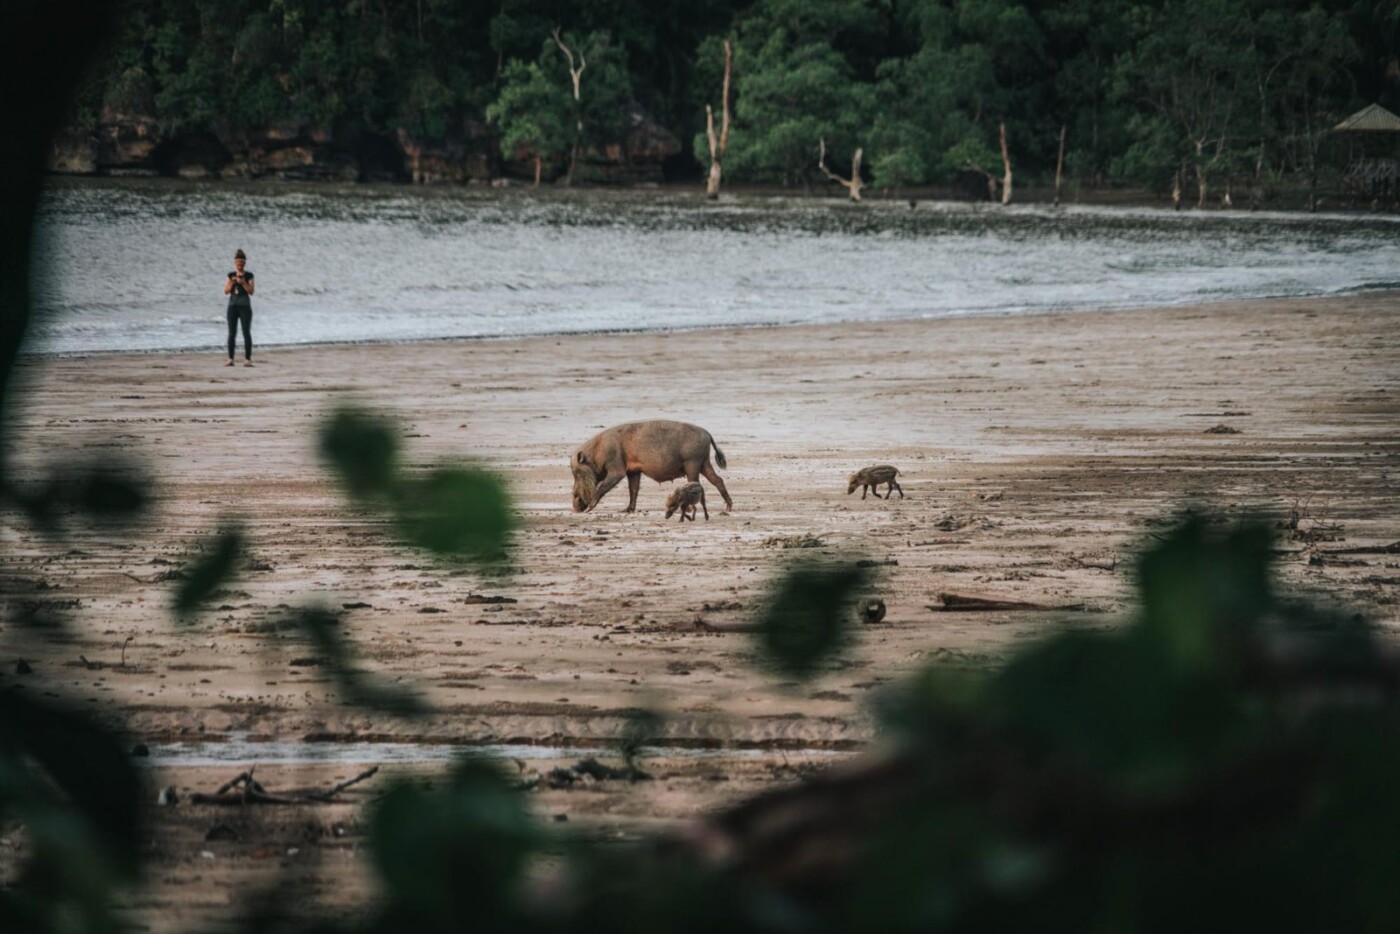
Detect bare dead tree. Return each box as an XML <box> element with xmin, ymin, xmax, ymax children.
<box><xmin>999</xmin><ymin>121</ymin><xmax>1013</xmax><ymax>205</ymax></box>
<box><xmin>551</xmin><ymin>27</ymin><xmax>587</xmax><ymax>186</ymax></box>
<box><xmin>1193</xmin><ymin>134</ymin><xmax>1229</xmax><ymax>208</ymax></box>
<box><xmin>705</xmin><ymin>39</ymin><xmax>733</xmax><ymax>200</ymax></box>
<box><xmin>817</xmin><ymin>137</ymin><xmax>864</xmax><ymax>202</ymax></box>
<box><xmin>1053</xmin><ymin>124</ymin><xmax>1067</xmax><ymax>206</ymax></box>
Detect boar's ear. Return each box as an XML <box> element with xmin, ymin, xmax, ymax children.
<box><xmin>576</xmin><ymin>451</ymin><xmax>590</xmax><ymax>467</ymax></box>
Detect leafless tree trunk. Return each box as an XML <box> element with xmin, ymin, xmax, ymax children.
<box><xmin>551</xmin><ymin>27</ymin><xmax>586</xmax><ymax>187</ymax></box>
<box><xmin>1172</xmin><ymin>165</ymin><xmax>1183</xmax><ymax>210</ymax></box>
<box><xmin>533</xmin><ymin>154</ymin><xmax>542</xmax><ymax>188</ymax></box>
<box><xmin>1053</xmin><ymin>124</ymin><xmax>1066</xmax><ymax>206</ymax></box>
<box><xmin>705</xmin><ymin>39</ymin><xmax>732</xmax><ymax>200</ymax></box>
<box><xmin>999</xmin><ymin>122</ymin><xmax>1013</xmax><ymax>205</ymax></box>
<box><xmin>817</xmin><ymin>137</ymin><xmax>864</xmax><ymax>202</ymax></box>
<box><xmin>1194</xmin><ymin>141</ymin><xmax>1208</xmax><ymax>208</ymax></box>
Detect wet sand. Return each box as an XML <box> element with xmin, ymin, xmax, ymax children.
<box><xmin>3</xmin><ymin>292</ymin><xmax>1399</xmax><ymax>927</ymax></box>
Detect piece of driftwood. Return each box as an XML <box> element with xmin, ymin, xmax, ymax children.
<box><xmin>929</xmin><ymin>592</ymin><xmax>1087</xmax><ymax>612</ymax></box>
<box><xmin>1321</xmin><ymin>541</ymin><xmax>1400</xmax><ymax>556</ymax></box>
<box><xmin>1069</xmin><ymin>555</ymin><xmax>1118</xmax><ymax>572</ymax></box>
<box><xmin>683</xmin><ymin>619</ymin><xmax>759</xmax><ymax>634</ymax></box>
<box><xmin>191</xmin><ymin>766</ymin><xmax>381</xmax><ymax>806</ymax></box>
<box><xmin>307</xmin><ymin>766</ymin><xmax>380</xmax><ymax>802</ymax></box>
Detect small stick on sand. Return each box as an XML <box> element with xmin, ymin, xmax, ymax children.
<box><xmin>1069</xmin><ymin>555</ymin><xmax>1118</xmax><ymax>572</ymax></box>
<box><xmin>309</xmin><ymin>766</ymin><xmax>380</xmax><ymax>801</ymax></box>
<box><xmin>929</xmin><ymin>592</ymin><xmax>1088</xmax><ymax>612</ymax></box>
<box><xmin>215</xmin><ymin>771</ymin><xmax>253</xmax><ymax>796</ymax></box>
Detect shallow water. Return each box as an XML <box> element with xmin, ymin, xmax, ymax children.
<box><xmin>137</xmin><ymin>735</ymin><xmax>849</xmax><ymax>767</ymax></box>
<box><xmin>30</xmin><ymin>179</ymin><xmax>1400</xmax><ymax>355</ymax></box>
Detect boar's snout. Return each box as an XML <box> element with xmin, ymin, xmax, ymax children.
<box><xmin>847</xmin><ymin>474</ymin><xmax>859</xmax><ymax>494</ymax></box>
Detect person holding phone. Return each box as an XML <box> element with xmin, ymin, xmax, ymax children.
<box><xmin>223</xmin><ymin>248</ymin><xmax>255</xmax><ymax>367</ymax></box>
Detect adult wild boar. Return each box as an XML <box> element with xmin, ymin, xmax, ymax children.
<box><xmin>571</xmin><ymin>420</ymin><xmax>732</xmax><ymax>514</ymax></box>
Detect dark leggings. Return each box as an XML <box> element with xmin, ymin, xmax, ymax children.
<box><xmin>227</xmin><ymin>305</ymin><xmax>252</xmax><ymax>360</ymax></box>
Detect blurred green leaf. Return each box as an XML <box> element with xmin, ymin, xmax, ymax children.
<box><xmin>989</xmin><ymin>630</ymin><xmax>1252</xmax><ymax>794</ymax></box>
<box><xmin>3</xmin><ymin>459</ymin><xmax>151</xmax><ymax>535</ymax></box>
<box><xmin>172</xmin><ymin>526</ymin><xmax>243</xmax><ymax>619</ymax></box>
<box><xmin>0</xmin><ymin>693</ymin><xmax>142</xmax><ymax>915</ymax></box>
<box><xmin>754</xmin><ymin>561</ymin><xmax>869</xmax><ymax>680</ymax></box>
<box><xmin>1136</xmin><ymin>513</ymin><xmax>1274</xmax><ymax>671</ymax></box>
<box><xmin>294</xmin><ymin>605</ymin><xmax>426</xmax><ymax>717</ymax></box>
<box><xmin>371</xmin><ymin>757</ymin><xmax>537</xmax><ymax>930</ymax></box>
<box><xmin>0</xmin><ymin>694</ymin><xmax>141</xmax><ymax>867</ymax></box>
<box><xmin>875</xmin><ymin>664</ymin><xmax>988</xmax><ymax>745</ymax></box>
<box><xmin>319</xmin><ymin>406</ymin><xmax>400</xmax><ymax>498</ymax></box>
<box><xmin>72</xmin><ymin>464</ymin><xmax>150</xmax><ymax>519</ymax></box>
<box><xmin>392</xmin><ymin>465</ymin><xmax>515</xmax><ymax>568</ymax></box>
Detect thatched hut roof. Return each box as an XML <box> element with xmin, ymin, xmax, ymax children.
<box><xmin>1334</xmin><ymin>103</ymin><xmax>1400</xmax><ymax>133</ymax></box>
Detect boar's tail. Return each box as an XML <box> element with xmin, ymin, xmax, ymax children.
<box><xmin>711</xmin><ymin>438</ymin><xmax>727</xmax><ymax>470</ymax></box>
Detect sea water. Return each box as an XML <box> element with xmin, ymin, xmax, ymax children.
<box><xmin>29</xmin><ymin>179</ymin><xmax>1400</xmax><ymax>355</ymax></box>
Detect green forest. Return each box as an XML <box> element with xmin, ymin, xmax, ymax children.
<box><xmin>66</xmin><ymin>0</ymin><xmax>1400</xmax><ymax>195</ymax></box>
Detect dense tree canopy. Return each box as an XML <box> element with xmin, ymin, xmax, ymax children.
<box><xmin>76</xmin><ymin>0</ymin><xmax>1397</xmax><ymax>192</ymax></box>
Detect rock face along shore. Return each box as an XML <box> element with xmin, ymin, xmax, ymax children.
<box><xmin>3</xmin><ymin>293</ymin><xmax>1398</xmax><ymax>925</ymax></box>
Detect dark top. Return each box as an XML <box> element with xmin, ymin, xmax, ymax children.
<box><xmin>227</xmin><ymin>270</ymin><xmax>254</xmax><ymax>307</ymax></box>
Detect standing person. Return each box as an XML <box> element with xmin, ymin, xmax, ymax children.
<box><xmin>223</xmin><ymin>249</ymin><xmax>255</xmax><ymax>367</ymax></box>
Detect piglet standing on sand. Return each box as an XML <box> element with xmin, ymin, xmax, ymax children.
<box><xmin>571</xmin><ymin>419</ymin><xmax>732</xmax><ymax>514</ymax></box>
<box><xmin>665</xmin><ymin>481</ymin><xmax>708</xmax><ymax>522</ymax></box>
<box><xmin>848</xmin><ymin>465</ymin><xmax>904</xmax><ymax>500</ymax></box>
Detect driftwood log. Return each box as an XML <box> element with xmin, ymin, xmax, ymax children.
<box><xmin>190</xmin><ymin>766</ymin><xmax>380</xmax><ymax>806</ymax></box>
<box><xmin>929</xmin><ymin>592</ymin><xmax>1088</xmax><ymax>612</ymax></box>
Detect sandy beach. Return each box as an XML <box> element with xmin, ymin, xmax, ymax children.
<box><xmin>3</xmin><ymin>292</ymin><xmax>1399</xmax><ymax>926</ymax></box>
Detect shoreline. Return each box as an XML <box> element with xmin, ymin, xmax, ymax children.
<box><xmin>43</xmin><ymin>172</ymin><xmax>1400</xmax><ymax>218</ymax></box>
<box><xmin>25</xmin><ymin>285</ymin><xmax>1400</xmax><ymax>360</ymax></box>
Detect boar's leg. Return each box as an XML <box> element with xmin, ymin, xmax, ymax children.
<box><xmin>701</xmin><ymin>462</ymin><xmax>733</xmax><ymax>512</ymax></box>
<box><xmin>700</xmin><ymin>487</ymin><xmax>709</xmax><ymax>520</ymax></box>
<box><xmin>587</xmin><ymin>472</ymin><xmax>625</xmax><ymax>511</ymax></box>
<box><xmin>889</xmin><ymin>479</ymin><xmax>904</xmax><ymax>499</ymax></box>
<box><xmin>861</xmin><ymin>483</ymin><xmax>869</xmax><ymax>500</ymax></box>
<box><xmin>625</xmin><ymin>471</ymin><xmax>642</xmax><ymax>512</ymax></box>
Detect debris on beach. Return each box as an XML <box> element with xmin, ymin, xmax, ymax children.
<box><xmin>934</xmin><ymin>515</ymin><xmax>999</xmax><ymax>532</ymax></box>
<box><xmin>518</xmin><ymin>757</ymin><xmax>653</xmax><ymax>790</ymax></box>
<box><xmin>761</xmin><ymin>533</ymin><xmax>826</xmax><ymax>549</ymax></box>
<box><xmin>461</xmin><ymin>593</ymin><xmax>518</xmax><ymax>605</ymax></box>
<box><xmin>1204</xmin><ymin>424</ymin><xmax>1241</xmax><ymax>434</ymax></box>
<box><xmin>928</xmin><ymin>591</ymin><xmax>1087</xmax><ymax>612</ymax></box>
<box><xmin>190</xmin><ymin>766</ymin><xmax>380</xmax><ymax>806</ymax></box>
<box><xmin>861</xmin><ymin>599</ymin><xmax>887</xmax><ymax>624</ymax></box>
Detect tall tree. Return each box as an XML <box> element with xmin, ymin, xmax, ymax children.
<box><xmin>1113</xmin><ymin>0</ymin><xmax>1255</xmax><ymax>207</ymax></box>
<box><xmin>487</xmin><ymin>60</ymin><xmax>571</xmax><ymax>185</ymax></box>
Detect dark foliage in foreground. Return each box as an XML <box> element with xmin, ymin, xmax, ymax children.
<box><xmin>310</xmin><ymin>517</ymin><xmax>1400</xmax><ymax>933</ymax></box>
